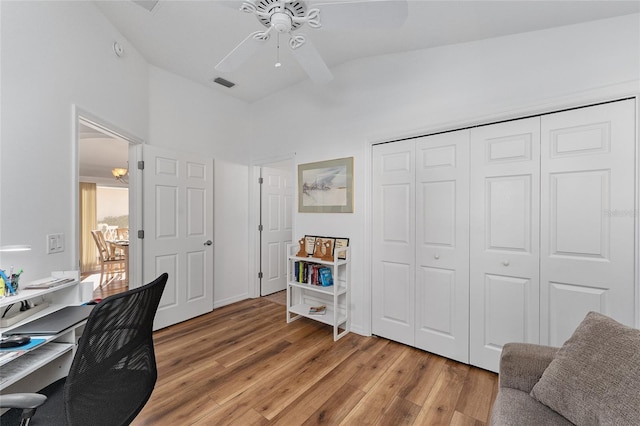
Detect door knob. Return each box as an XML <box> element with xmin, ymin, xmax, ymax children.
<box><xmin>204</xmin><ymin>240</ymin><xmax>213</xmax><ymax>246</ymax></box>
<box><xmin>434</xmin><ymin>254</ymin><xmax>440</xmax><ymax>260</ymax></box>
<box><xmin>502</xmin><ymin>260</ymin><xmax>510</xmax><ymax>266</ymax></box>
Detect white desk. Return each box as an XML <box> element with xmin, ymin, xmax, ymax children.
<box><xmin>0</xmin><ymin>272</ymin><xmax>89</xmax><ymax>396</ymax></box>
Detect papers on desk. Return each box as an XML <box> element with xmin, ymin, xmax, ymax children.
<box><xmin>24</xmin><ymin>277</ymin><xmax>75</xmax><ymax>289</ymax></box>
<box><xmin>0</xmin><ymin>342</ymin><xmax>72</xmax><ymax>385</ymax></box>
<box><xmin>0</xmin><ymin>350</ymin><xmax>21</xmax><ymax>367</ymax></box>
<box><xmin>0</xmin><ymin>338</ymin><xmax>46</xmax><ymax>367</ymax></box>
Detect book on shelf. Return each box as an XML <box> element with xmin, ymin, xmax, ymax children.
<box><xmin>293</xmin><ymin>261</ymin><xmax>334</xmax><ymax>287</ymax></box>
<box><xmin>319</xmin><ymin>267</ymin><xmax>333</xmax><ymax>287</ymax></box>
<box><xmin>308</xmin><ymin>305</ymin><xmax>326</xmax><ymax>315</ymax></box>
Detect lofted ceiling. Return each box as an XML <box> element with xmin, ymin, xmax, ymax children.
<box><xmin>94</xmin><ymin>0</ymin><xmax>640</xmax><ymax>103</ymax></box>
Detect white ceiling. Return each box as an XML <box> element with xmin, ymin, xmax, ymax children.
<box><xmin>79</xmin><ymin>122</ymin><xmax>130</xmax><ymax>183</ymax></box>
<box><xmin>95</xmin><ymin>0</ymin><xmax>640</xmax><ymax>103</ymax></box>
<box><xmin>81</xmin><ymin>0</ymin><xmax>639</xmax><ymax>177</ymax></box>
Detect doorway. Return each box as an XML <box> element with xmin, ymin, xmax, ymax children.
<box><xmin>76</xmin><ymin>114</ymin><xmax>139</xmax><ymax>300</ymax></box>
<box><xmin>259</xmin><ymin>158</ymin><xmax>294</xmax><ymax>299</ymax></box>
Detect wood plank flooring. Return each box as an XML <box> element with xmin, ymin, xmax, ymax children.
<box><xmin>81</xmin><ymin>272</ymin><xmax>128</xmax><ymax>300</ymax></box>
<box><xmin>132</xmin><ymin>297</ymin><xmax>498</xmax><ymax>425</ymax></box>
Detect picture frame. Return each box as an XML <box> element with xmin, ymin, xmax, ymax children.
<box><xmin>298</xmin><ymin>157</ymin><xmax>354</xmax><ymax>213</ymax></box>
<box><xmin>304</xmin><ymin>235</ymin><xmax>319</xmax><ymax>256</ymax></box>
<box><xmin>313</xmin><ymin>237</ymin><xmax>336</xmax><ymax>259</ymax></box>
<box><xmin>334</xmin><ymin>237</ymin><xmax>350</xmax><ymax>260</ymax></box>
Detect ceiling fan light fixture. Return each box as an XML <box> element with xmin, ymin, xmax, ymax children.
<box><xmin>271</xmin><ymin>12</ymin><xmax>292</xmax><ymax>33</ymax></box>
<box><xmin>112</xmin><ymin>167</ymin><xmax>129</xmax><ymax>184</ymax></box>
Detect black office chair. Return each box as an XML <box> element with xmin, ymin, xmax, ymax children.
<box><xmin>0</xmin><ymin>273</ymin><xmax>168</xmax><ymax>426</ymax></box>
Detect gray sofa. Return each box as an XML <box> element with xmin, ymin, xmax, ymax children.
<box><xmin>490</xmin><ymin>343</ymin><xmax>573</xmax><ymax>425</ymax></box>
<box><xmin>490</xmin><ymin>312</ymin><xmax>640</xmax><ymax>426</ymax></box>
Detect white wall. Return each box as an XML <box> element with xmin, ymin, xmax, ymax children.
<box><xmin>0</xmin><ymin>2</ymin><xmax>252</xmax><ymax>308</ymax></box>
<box><xmin>248</xmin><ymin>14</ymin><xmax>640</xmax><ymax>335</ymax></box>
<box><xmin>148</xmin><ymin>66</ymin><xmax>252</xmax><ymax>307</ymax></box>
<box><xmin>0</xmin><ymin>1</ymin><xmax>148</xmax><ymax>277</ymax></box>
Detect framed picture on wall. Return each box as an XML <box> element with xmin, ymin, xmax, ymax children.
<box><xmin>298</xmin><ymin>157</ymin><xmax>354</xmax><ymax>213</ymax></box>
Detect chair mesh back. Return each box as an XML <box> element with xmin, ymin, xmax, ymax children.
<box><xmin>63</xmin><ymin>273</ymin><xmax>168</xmax><ymax>426</ymax></box>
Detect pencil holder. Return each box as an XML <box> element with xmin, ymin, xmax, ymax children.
<box><xmin>0</xmin><ymin>273</ymin><xmax>20</xmax><ymax>296</ymax></box>
<box><xmin>9</xmin><ymin>276</ymin><xmax>20</xmax><ymax>293</ymax></box>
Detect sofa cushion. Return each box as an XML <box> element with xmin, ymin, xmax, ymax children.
<box><xmin>491</xmin><ymin>388</ymin><xmax>573</xmax><ymax>426</ymax></box>
<box><xmin>530</xmin><ymin>311</ymin><xmax>640</xmax><ymax>426</ymax></box>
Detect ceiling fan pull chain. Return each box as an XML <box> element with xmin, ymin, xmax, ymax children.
<box><xmin>275</xmin><ymin>33</ymin><xmax>282</xmax><ymax>67</ymax></box>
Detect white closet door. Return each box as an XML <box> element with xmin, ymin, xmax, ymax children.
<box><xmin>470</xmin><ymin>118</ymin><xmax>541</xmax><ymax>372</ymax></box>
<box><xmin>415</xmin><ymin>130</ymin><xmax>470</xmax><ymax>363</ymax></box>
<box><xmin>372</xmin><ymin>140</ymin><xmax>416</xmax><ymax>345</ymax></box>
<box><xmin>540</xmin><ymin>100</ymin><xmax>636</xmax><ymax>346</ymax></box>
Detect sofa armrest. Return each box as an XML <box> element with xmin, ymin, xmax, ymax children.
<box><xmin>499</xmin><ymin>343</ymin><xmax>558</xmax><ymax>393</ymax></box>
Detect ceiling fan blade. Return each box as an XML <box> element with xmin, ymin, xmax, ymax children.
<box><xmin>215</xmin><ymin>31</ymin><xmax>269</xmax><ymax>72</ymax></box>
<box><xmin>313</xmin><ymin>0</ymin><xmax>408</xmax><ymax>30</ymax></box>
<box><xmin>289</xmin><ymin>35</ymin><xmax>333</xmax><ymax>84</ymax></box>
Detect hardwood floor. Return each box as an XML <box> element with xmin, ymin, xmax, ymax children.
<box><xmin>132</xmin><ymin>298</ymin><xmax>498</xmax><ymax>425</ymax></box>
<box><xmin>81</xmin><ymin>272</ymin><xmax>128</xmax><ymax>300</ymax></box>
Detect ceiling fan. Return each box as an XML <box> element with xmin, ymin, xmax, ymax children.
<box><xmin>215</xmin><ymin>0</ymin><xmax>408</xmax><ymax>83</ymax></box>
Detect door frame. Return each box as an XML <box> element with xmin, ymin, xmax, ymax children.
<box><xmin>248</xmin><ymin>153</ymin><xmax>296</xmax><ymax>298</ymax></box>
<box><xmin>73</xmin><ymin>106</ymin><xmax>144</xmax><ymax>289</ymax></box>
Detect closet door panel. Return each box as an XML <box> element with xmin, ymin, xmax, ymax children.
<box><xmin>540</xmin><ymin>99</ymin><xmax>636</xmax><ymax>346</ymax></box>
<box><xmin>415</xmin><ymin>130</ymin><xmax>470</xmax><ymax>363</ymax></box>
<box><xmin>547</xmin><ymin>282</ymin><xmax>606</xmax><ymax>346</ymax></box>
<box><xmin>372</xmin><ymin>141</ymin><xmax>415</xmax><ymax>345</ymax></box>
<box><xmin>470</xmin><ymin>118</ymin><xmax>540</xmax><ymax>372</ymax></box>
<box><xmin>484</xmin><ymin>274</ymin><xmax>533</xmax><ymax>345</ymax></box>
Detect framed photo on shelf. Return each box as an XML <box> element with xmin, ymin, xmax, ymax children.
<box><xmin>304</xmin><ymin>235</ymin><xmax>319</xmax><ymax>256</ymax></box>
<box><xmin>298</xmin><ymin>157</ymin><xmax>354</xmax><ymax>213</ymax></box>
<box><xmin>313</xmin><ymin>237</ymin><xmax>336</xmax><ymax>259</ymax></box>
<box><xmin>334</xmin><ymin>237</ymin><xmax>350</xmax><ymax>259</ymax></box>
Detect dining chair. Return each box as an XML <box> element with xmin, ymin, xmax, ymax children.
<box><xmin>116</xmin><ymin>228</ymin><xmax>129</xmax><ymax>241</ymax></box>
<box><xmin>91</xmin><ymin>230</ymin><xmax>126</xmax><ymax>287</ymax></box>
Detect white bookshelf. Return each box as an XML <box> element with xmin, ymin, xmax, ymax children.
<box><xmin>286</xmin><ymin>244</ymin><xmax>350</xmax><ymax>341</ymax></box>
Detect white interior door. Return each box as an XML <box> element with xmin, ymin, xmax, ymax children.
<box><xmin>414</xmin><ymin>130</ymin><xmax>470</xmax><ymax>363</ymax></box>
<box><xmin>470</xmin><ymin>117</ymin><xmax>541</xmax><ymax>372</ymax></box>
<box><xmin>142</xmin><ymin>145</ymin><xmax>214</xmax><ymax>330</ymax></box>
<box><xmin>540</xmin><ymin>99</ymin><xmax>636</xmax><ymax>346</ymax></box>
<box><xmin>372</xmin><ymin>140</ymin><xmax>416</xmax><ymax>345</ymax></box>
<box><xmin>260</xmin><ymin>166</ymin><xmax>293</xmax><ymax>296</ymax></box>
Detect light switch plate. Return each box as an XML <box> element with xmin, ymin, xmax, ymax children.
<box><xmin>46</xmin><ymin>233</ymin><xmax>64</xmax><ymax>254</ymax></box>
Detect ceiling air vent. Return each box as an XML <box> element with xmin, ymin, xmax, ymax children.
<box><xmin>132</xmin><ymin>0</ymin><xmax>160</xmax><ymax>12</ymax></box>
<box><xmin>213</xmin><ymin>77</ymin><xmax>236</xmax><ymax>88</ymax></box>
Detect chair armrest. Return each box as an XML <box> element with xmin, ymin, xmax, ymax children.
<box><xmin>499</xmin><ymin>343</ymin><xmax>558</xmax><ymax>393</ymax></box>
<box><xmin>0</xmin><ymin>393</ymin><xmax>47</xmax><ymax>410</ymax></box>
